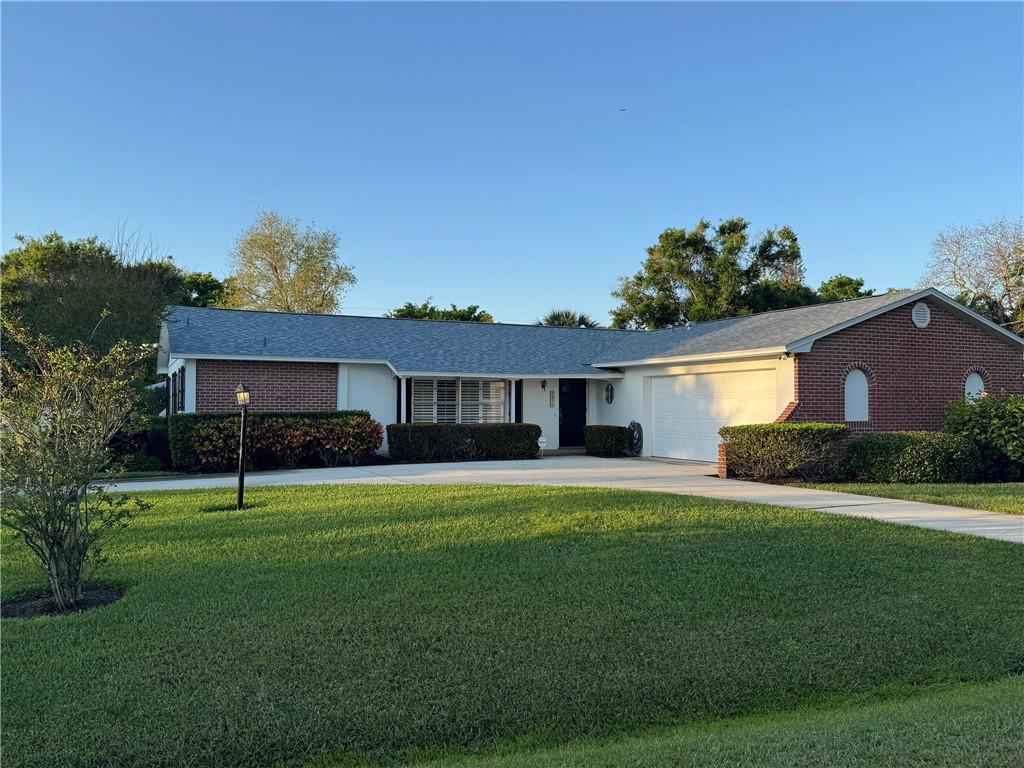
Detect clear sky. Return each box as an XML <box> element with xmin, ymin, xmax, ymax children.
<box><xmin>3</xmin><ymin>2</ymin><xmax>1022</xmax><ymax>324</ymax></box>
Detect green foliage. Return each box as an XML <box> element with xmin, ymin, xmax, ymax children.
<box><xmin>943</xmin><ymin>393</ymin><xmax>1024</xmax><ymax>480</ymax></box>
<box><xmin>584</xmin><ymin>425</ymin><xmax>629</xmax><ymax>457</ymax></box>
<box><xmin>718</xmin><ymin>422</ymin><xmax>849</xmax><ymax>481</ymax></box>
<box><xmin>222</xmin><ymin>211</ymin><xmax>355</xmax><ymax>313</ymax></box>
<box><xmin>536</xmin><ymin>309</ymin><xmax>600</xmax><ymax>328</ymax></box>
<box><xmin>3</xmin><ymin>485</ymin><xmax>1022</xmax><ymax>767</ymax></box>
<box><xmin>387</xmin><ymin>299</ymin><xmax>494</xmax><ymax>322</ymax></box>
<box><xmin>817</xmin><ymin>274</ymin><xmax>874</xmax><ymax>302</ymax></box>
<box><xmin>0</xmin><ymin>321</ymin><xmax>150</xmax><ymax>609</ymax></box>
<box><xmin>610</xmin><ymin>218</ymin><xmax>810</xmax><ymax>329</ymax></box>
<box><xmin>168</xmin><ymin>411</ymin><xmax>382</xmax><ymax>472</ymax></box>
<box><xmin>842</xmin><ymin>432</ymin><xmax>981</xmax><ymax>484</ymax></box>
<box><xmin>387</xmin><ymin>423</ymin><xmax>541</xmax><ymax>462</ymax></box>
<box><xmin>0</xmin><ymin>232</ymin><xmax>224</xmax><ymax>370</ymax></box>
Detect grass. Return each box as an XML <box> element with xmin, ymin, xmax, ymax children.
<box><xmin>392</xmin><ymin>678</ymin><xmax>1024</xmax><ymax>768</ymax></box>
<box><xmin>795</xmin><ymin>482</ymin><xmax>1024</xmax><ymax>515</ymax></box>
<box><xmin>2</xmin><ymin>485</ymin><xmax>1022</xmax><ymax>768</ymax></box>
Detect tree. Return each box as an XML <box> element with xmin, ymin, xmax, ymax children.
<box><xmin>1</xmin><ymin>233</ymin><xmax>224</xmax><ymax>370</ymax></box>
<box><xmin>610</xmin><ymin>218</ymin><xmax>808</xmax><ymax>329</ymax></box>
<box><xmin>223</xmin><ymin>211</ymin><xmax>355</xmax><ymax>313</ymax></box>
<box><xmin>817</xmin><ymin>274</ymin><xmax>874</xmax><ymax>303</ymax></box>
<box><xmin>0</xmin><ymin>321</ymin><xmax>150</xmax><ymax>610</ymax></box>
<box><xmin>386</xmin><ymin>299</ymin><xmax>494</xmax><ymax>322</ymax></box>
<box><xmin>923</xmin><ymin>217</ymin><xmax>1023</xmax><ymax>335</ymax></box>
<box><xmin>536</xmin><ymin>309</ymin><xmax>600</xmax><ymax>328</ymax></box>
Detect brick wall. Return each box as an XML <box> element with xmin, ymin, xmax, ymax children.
<box><xmin>783</xmin><ymin>298</ymin><xmax>1023</xmax><ymax>431</ymax></box>
<box><xmin>195</xmin><ymin>359</ymin><xmax>337</xmax><ymax>412</ymax></box>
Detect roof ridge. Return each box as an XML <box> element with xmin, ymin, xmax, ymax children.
<box><xmin>165</xmin><ymin>304</ymin><xmax>641</xmax><ymax>333</ymax></box>
<box><xmin>650</xmin><ymin>289</ymin><xmax>921</xmax><ymax>334</ymax></box>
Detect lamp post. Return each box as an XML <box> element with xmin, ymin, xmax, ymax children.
<box><xmin>235</xmin><ymin>385</ymin><xmax>250</xmax><ymax>510</ymax></box>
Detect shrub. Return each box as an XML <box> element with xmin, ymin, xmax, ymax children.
<box><xmin>168</xmin><ymin>411</ymin><xmax>383</xmax><ymax>472</ymax></box>
<box><xmin>121</xmin><ymin>452</ymin><xmax>166</xmax><ymax>473</ymax></box>
<box><xmin>842</xmin><ymin>431</ymin><xmax>980</xmax><ymax>483</ymax></box>
<box><xmin>718</xmin><ymin>423</ymin><xmax>849</xmax><ymax>481</ymax></box>
<box><xmin>943</xmin><ymin>394</ymin><xmax>1024</xmax><ymax>481</ymax></box>
<box><xmin>0</xmin><ymin>321</ymin><xmax>149</xmax><ymax>610</ymax></box>
<box><xmin>585</xmin><ymin>425</ymin><xmax>629</xmax><ymax>458</ymax></box>
<box><xmin>387</xmin><ymin>423</ymin><xmax>541</xmax><ymax>463</ymax></box>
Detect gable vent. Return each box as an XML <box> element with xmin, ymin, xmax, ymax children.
<box><xmin>911</xmin><ymin>302</ymin><xmax>931</xmax><ymax>329</ymax></box>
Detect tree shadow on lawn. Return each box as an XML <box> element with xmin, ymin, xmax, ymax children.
<box><xmin>3</xmin><ymin>496</ymin><xmax>1022</xmax><ymax>768</ymax></box>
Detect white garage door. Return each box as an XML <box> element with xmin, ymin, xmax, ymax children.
<box><xmin>650</xmin><ymin>369</ymin><xmax>778</xmax><ymax>461</ymax></box>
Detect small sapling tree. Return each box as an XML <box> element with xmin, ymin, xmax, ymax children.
<box><xmin>0</xmin><ymin>321</ymin><xmax>151</xmax><ymax>610</ymax></box>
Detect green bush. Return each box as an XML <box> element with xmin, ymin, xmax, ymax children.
<box><xmin>168</xmin><ymin>411</ymin><xmax>382</xmax><ymax>472</ymax></box>
<box><xmin>585</xmin><ymin>425</ymin><xmax>629</xmax><ymax>458</ymax></box>
<box><xmin>120</xmin><ymin>452</ymin><xmax>166</xmax><ymax>473</ymax></box>
<box><xmin>943</xmin><ymin>394</ymin><xmax>1024</xmax><ymax>481</ymax></box>
<box><xmin>387</xmin><ymin>423</ymin><xmax>541</xmax><ymax>463</ymax></box>
<box><xmin>842</xmin><ymin>431</ymin><xmax>980</xmax><ymax>483</ymax></box>
<box><xmin>718</xmin><ymin>423</ymin><xmax>849</xmax><ymax>481</ymax></box>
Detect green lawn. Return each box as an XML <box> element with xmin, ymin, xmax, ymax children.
<box><xmin>795</xmin><ymin>482</ymin><xmax>1024</xmax><ymax>515</ymax></box>
<box><xmin>396</xmin><ymin>678</ymin><xmax>1024</xmax><ymax>768</ymax></box>
<box><xmin>2</xmin><ymin>485</ymin><xmax>1022</xmax><ymax>768</ymax></box>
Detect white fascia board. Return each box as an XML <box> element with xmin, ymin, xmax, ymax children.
<box><xmin>785</xmin><ymin>287</ymin><xmax>1024</xmax><ymax>353</ymax></box>
<box><xmin>393</xmin><ymin>370</ymin><xmax>625</xmax><ymax>380</ymax></box>
<box><xmin>170</xmin><ymin>353</ymin><xmax>400</xmax><ymax>375</ymax></box>
<box><xmin>595</xmin><ymin>347</ymin><xmax>788</xmax><ymax>368</ymax></box>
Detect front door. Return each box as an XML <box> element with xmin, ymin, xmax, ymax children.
<box><xmin>558</xmin><ymin>379</ymin><xmax>587</xmax><ymax>447</ymax></box>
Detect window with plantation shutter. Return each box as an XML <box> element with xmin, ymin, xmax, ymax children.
<box><xmin>459</xmin><ymin>380</ymin><xmax>481</xmax><ymax>423</ymax></box>
<box><xmin>412</xmin><ymin>378</ymin><xmax>506</xmax><ymax>424</ymax></box>
<box><xmin>480</xmin><ymin>380</ymin><xmax>505</xmax><ymax>422</ymax></box>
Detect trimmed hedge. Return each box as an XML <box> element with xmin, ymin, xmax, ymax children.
<box><xmin>387</xmin><ymin>423</ymin><xmax>541</xmax><ymax>463</ymax></box>
<box><xmin>169</xmin><ymin>411</ymin><xmax>383</xmax><ymax>472</ymax></box>
<box><xmin>585</xmin><ymin>425</ymin><xmax>629</xmax><ymax>458</ymax></box>
<box><xmin>719</xmin><ymin>423</ymin><xmax>849</xmax><ymax>481</ymax></box>
<box><xmin>842</xmin><ymin>431</ymin><xmax>981</xmax><ymax>483</ymax></box>
<box><xmin>943</xmin><ymin>394</ymin><xmax>1024</xmax><ymax>481</ymax></box>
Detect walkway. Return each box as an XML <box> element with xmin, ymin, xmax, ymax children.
<box><xmin>111</xmin><ymin>456</ymin><xmax>1024</xmax><ymax>544</ymax></box>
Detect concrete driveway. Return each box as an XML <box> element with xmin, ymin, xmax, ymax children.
<box><xmin>112</xmin><ymin>456</ymin><xmax>1024</xmax><ymax>544</ymax></box>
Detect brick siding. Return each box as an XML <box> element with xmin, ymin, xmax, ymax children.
<box><xmin>195</xmin><ymin>359</ymin><xmax>337</xmax><ymax>412</ymax></box>
<box><xmin>782</xmin><ymin>298</ymin><xmax>1023</xmax><ymax>431</ymax></box>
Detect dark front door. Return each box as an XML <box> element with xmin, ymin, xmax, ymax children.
<box><xmin>558</xmin><ymin>379</ymin><xmax>587</xmax><ymax>447</ymax></box>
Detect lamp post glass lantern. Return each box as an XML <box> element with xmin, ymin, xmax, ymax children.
<box><xmin>235</xmin><ymin>385</ymin><xmax>250</xmax><ymax>509</ymax></box>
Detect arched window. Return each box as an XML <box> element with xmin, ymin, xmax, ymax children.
<box><xmin>964</xmin><ymin>372</ymin><xmax>985</xmax><ymax>400</ymax></box>
<box><xmin>844</xmin><ymin>368</ymin><xmax>869</xmax><ymax>422</ymax></box>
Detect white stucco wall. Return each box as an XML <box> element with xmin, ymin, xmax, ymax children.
<box><xmin>588</xmin><ymin>355</ymin><xmax>795</xmax><ymax>457</ymax></box>
<box><xmin>342</xmin><ymin>363</ymin><xmax>398</xmax><ymax>452</ymax></box>
<box><xmin>521</xmin><ymin>378</ymin><xmax>561</xmax><ymax>449</ymax></box>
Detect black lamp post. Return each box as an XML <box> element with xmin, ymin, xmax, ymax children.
<box><xmin>235</xmin><ymin>384</ymin><xmax>250</xmax><ymax>509</ymax></box>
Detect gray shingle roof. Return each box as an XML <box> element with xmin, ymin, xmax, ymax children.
<box><xmin>592</xmin><ymin>290</ymin><xmax>924</xmax><ymax>364</ymax></box>
<box><xmin>165</xmin><ymin>289</ymin><xmax>1006</xmax><ymax>375</ymax></box>
<box><xmin>163</xmin><ymin>306</ymin><xmax>643</xmax><ymax>376</ymax></box>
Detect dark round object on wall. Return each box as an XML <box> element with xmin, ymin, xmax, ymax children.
<box><xmin>627</xmin><ymin>421</ymin><xmax>643</xmax><ymax>456</ymax></box>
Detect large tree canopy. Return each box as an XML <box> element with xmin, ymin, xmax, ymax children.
<box><xmin>817</xmin><ymin>274</ymin><xmax>874</xmax><ymax>303</ymax></box>
<box><xmin>1</xmin><ymin>233</ymin><xmax>222</xmax><ymax>366</ymax></box>
<box><xmin>923</xmin><ymin>217</ymin><xmax>1023</xmax><ymax>335</ymax></box>
<box><xmin>610</xmin><ymin>218</ymin><xmax>811</xmax><ymax>329</ymax></box>
<box><xmin>386</xmin><ymin>300</ymin><xmax>493</xmax><ymax>323</ymax></box>
<box><xmin>536</xmin><ymin>309</ymin><xmax>600</xmax><ymax>328</ymax></box>
<box><xmin>223</xmin><ymin>211</ymin><xmax>356</xmax><ymax>314</ymax></box>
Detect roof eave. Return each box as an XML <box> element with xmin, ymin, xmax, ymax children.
<box><xmin>595</xmin><ymin>347</ymin><xmax>789</xmax><ymax>368</ymax></box>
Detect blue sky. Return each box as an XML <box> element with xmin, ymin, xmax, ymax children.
<box><xmin>3</xmin><ymin>2</ymin><xmax>1021</xmax><ymax>324</ymax></box>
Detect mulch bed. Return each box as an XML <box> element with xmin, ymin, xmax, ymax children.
<box><xmin>1</xmin><ymin>588</ymin><xmax>122</xmax><ymax>619</ymax></box>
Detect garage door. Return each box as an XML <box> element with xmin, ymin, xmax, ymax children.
<box><xmin>650</xmin><ymin>369</ymin><xmax>778</xmax><ymax>461</ymax></box>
